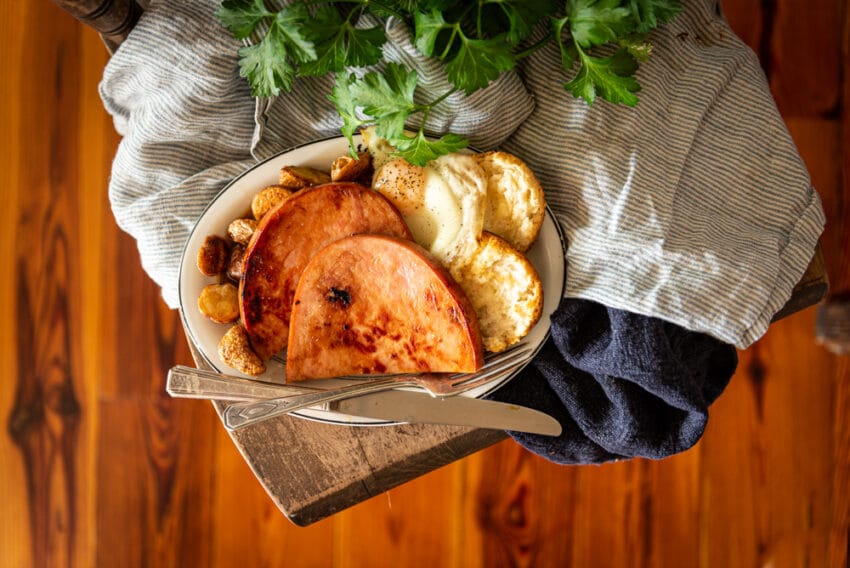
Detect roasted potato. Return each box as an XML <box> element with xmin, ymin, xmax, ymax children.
<box><xmin>251</xmin><ymin>185</ymin><xmax>293</xmax><ymax>220</ymax></box>
<box><xmin>198</xmin><ymin>282</ymin><xmax>239</xmax><ymax>323</ymax></box>
<box><xmin>330</xmin><ymin>152</ymin><xmax>372</xmax><ymax>182</ymax></box>
<box><xmin>218</xmin><ymin>324</ymin><xmax>266</xmax><ymax>376</ymax></box>
<box><xmin>226</xmin><ymin>244</ymin><xmax>245</xmax><ymax>281</ymax></box>
<box><xmin>278</xmin><ymin>166</ymin><xmax>331</xmax><ymax>189</ymax></box>
<box><xmin>227</xmin><ymin>218</ymin><xmax>258</xmax><ymax>245</ymax></box>
<box><xmin>196</xmin><ymin>235</ymin><xmax>229</xmax><ymax>276</ymax></box>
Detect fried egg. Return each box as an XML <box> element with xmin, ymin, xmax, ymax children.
<box><xmin>372</xmin><ymin>154</ymin><xmax>485</xmax><ymax>267</ymax></box>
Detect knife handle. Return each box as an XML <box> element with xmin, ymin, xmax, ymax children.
<box><xmin>166</xmin><ymin>366</ymin><xmax>316</xmax><ymax>401</ymax></box>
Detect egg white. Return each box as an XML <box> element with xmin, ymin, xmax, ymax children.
<box><xmin>372</xmin><ymin>153</ymin><xmax>486</xmax><ymax>268</ymax></box>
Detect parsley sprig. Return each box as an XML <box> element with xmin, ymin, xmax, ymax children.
<box><xmin>333</xmin><ymin>64</ymin><xmax>470</xmax><ymax>164</ymax></box>
<box><xmin>217</xmin><ymin>0</ymin><xmax>681</xmax><ymax>165</ymax></box>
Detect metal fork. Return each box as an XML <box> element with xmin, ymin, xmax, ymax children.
<box><xmin>221</xmin><ymin>343</ymin><xmax>533</xmax><ymax>431</ymax></box>
<box><xmin>167</xmin><ymin>366</ymin><xmax>319</xmax><ymax>402</ymax></box>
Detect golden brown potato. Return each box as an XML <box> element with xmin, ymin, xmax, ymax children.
<box><xmin>218</xmin><ymin>324</ymin><xmax>266</xmax><ymax>376</ymax></box>
<box><xmin>198</xmin><ymin>282</ymin><xmax>240</xmax><ymax>323</ymax></box>
<box><xmin>226</xmin><ymin>244</ymin><xmax>245</xmax><ymax>282</ymax></box>
<box><xmin>226</xmin><ymin>218</ymin><xmax>258</xmax><ymax>245</ymax></box>
<box><xmin>196</xmin><ymin>235</ymin><xmax>229</xmax><ymax>276</ymax></box>
<box><xmin>330</xmin><ymin>152</ymin><xmax>372</xmax><ymax>182</ymax></box>
<box><xmin>251</xmin><ymin>185</ymin><xmax>293</xmax><ymax>220</ymax></box>
<box><xmin>278</xmin><ymin>165</ymin><xmax>331</xmax><ymax>189</ymax></box>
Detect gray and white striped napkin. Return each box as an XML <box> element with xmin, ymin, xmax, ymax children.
<box><xmin>100</xmin><ymin>0</ymin><xmax>824</xmax><ymax>349</ymax></box>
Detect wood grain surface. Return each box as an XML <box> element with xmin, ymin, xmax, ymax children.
<box><xmin>48</xmin><ymin>0</ymin><xmax>142</xmax><ymax>48</ymax></box>
<box><xmin>1</xmin><ymin>1</ymin><xmax>848</xmax><ymax>567</ymax></box>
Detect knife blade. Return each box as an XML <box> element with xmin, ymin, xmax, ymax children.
<box><xmin>328</xmin><ymin>390</ymin><xmax>562</xmax><ymax>436</ymax></box>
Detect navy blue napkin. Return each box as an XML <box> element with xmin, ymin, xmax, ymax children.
<box><xmin>487</xmin><ymin>298</ymin><xmax>737</xmax><ymax>464</ymax></box>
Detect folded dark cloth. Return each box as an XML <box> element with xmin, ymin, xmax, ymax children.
<box><xmin>488</xmin><ymin>298</ymin><xmax>737</xmax><ymax>464</ymax></box>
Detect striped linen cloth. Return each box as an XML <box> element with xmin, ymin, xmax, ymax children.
<box><xmin>100</xmin><ymin>0</ymin><xmax>824</xmax><ymax>349</ymax></box>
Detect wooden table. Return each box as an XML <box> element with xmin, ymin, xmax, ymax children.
<box><xmin>188</xmin><ymin>250</ymin><xmax>827</xmax><ymax>526</ymax></box>
<box><xmin>51</xmin><ymin>0</ymin><xmax>832</xmax><ymax>528</ymax></box>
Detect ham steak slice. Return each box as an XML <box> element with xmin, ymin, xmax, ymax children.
<box><xmin>239</xmin><ymin>182</ymin><xmax>411</xmax><ymax>360</ymax></box>
<box><xmin>286</xmin><ymin>234</ymin><xmax>485</xmax><ymax>381</ymax></box>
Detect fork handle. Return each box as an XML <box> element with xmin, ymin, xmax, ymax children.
<box><xmin>166</xmin><ymin>365</ymin><xmax>316</xmax><ymax>401</ymax></box>
<box><xmin>222</xmin><ymin>375</ymin><xmax>414</xmax><ymax>430</ymax></box>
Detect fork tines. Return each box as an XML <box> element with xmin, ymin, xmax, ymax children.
<box><xmin>449</xmin><ymin>342</ymin><xmax>532</xmax><ymax>389</ymax></box>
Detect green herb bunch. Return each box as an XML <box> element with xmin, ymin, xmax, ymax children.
<box><xmin>217</xmin><ymin>0</ymin><xmax>681</xmax><ymax>165</ymax></box>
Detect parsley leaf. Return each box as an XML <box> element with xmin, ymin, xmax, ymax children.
<box><xmin>236</xmin><ymin>4</ymin><xmax>317</xmax><ymax>97</ymax></box>
<box><xmin>629</xmin><ymin>0</ymin><xmax>682</xmax><ymax>34</ymax></box>
<box><xmin>328</xmin><ymin>65</ymin><xmax>467</xmax><ymax>165</ymax></box>
<box><xmin>568</xmin><ymin>0</ymin><xmax>634</xmax><ymax>48</ymax></box>
<box><xmin>392</xmin><ymin>131</ymin><xmax>469</xmax><ymax>165</ymax></box>
<box><xmin>552</xmin><ymin>15</ymin><xmax>578</xmax><ymax>68</ymax></box>
<box><xmin>417</xmin><ymin>0</ymin><xmax>460</xmax><ymax>11</ymax></box>
<box><xmin>413</xmin><ymin>9</ymin><xmax>450</xmax><ymax>57</ymax></box>
<box><xmin>238</xmin><ymin>26</ymin><xmax>296</xmax><ymax>97</ymax></box>
<box><xmin>565</xmin><ymin>47</ymin><xmax>640</xmax><ymax>105</ymax></box>
<box><xmin>445</xmin><ymin>35</ymin><xmax>516</xmax><ymax>94</ymax></box>
<box><xmin>328</xmin><ymin>72</ymin><xmax>365</xmax><ymax>147</ymax></box>
<box><xmin>298</xmin><ymin>6</ymin><xmax>385</xmax><ymax>77</ymax></box>
<box><xmin>219</xmin><ymin>0</ymin><xmax>683</xmax><ymax>161</ymax></box>
<box><xmin>216</xmin><ymin>0</ymin><xmax>272</xmax><ymax>40</ymax></box>
<box><xmin>328</xmin><ymin>66</ymin><xmax>418</xmax><ymax>156</ymax></box>
<box><xmin>366</xmin><ymin>0</ymin><xmax>418</xmax><ymax>19</ymax></box>
<box><xmin>273</xmin><ymin>4</ymin><xmax>316</xmax><ymax>63</ymax></box>
<box><xmin>349</xmin><ymin>64</ymin><xmax>419</xmax><ymax>140</ymax></box>
<box><xmin>343</xmin><ymin>25</ymin><xmax>387</xmax><ymax>67</ymax></box>
<box><xmin>482</xmin><ymin>0</ymin><xmax>559</xmax><ymax>44</ymax></box>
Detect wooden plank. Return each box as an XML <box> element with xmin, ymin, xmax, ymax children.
<box><xmin>208</xmin><ymin>424</ymin><xmax>335</xmax><ymax>568</ymax></box>
<box><xmin>828</xmin><ymin>358</ymin><xmax>850</xmax><ymax>568</ymax></box>
<box><xmin>0</xmin><ymin>4</ymin><xmax>101</xmax><ymax>567</ymax></box>
<box><xmin>0</xmin><ymin>6</ymin><xmax>242</xmax><ymax>568</ymax></box>
<box><xmin>645</xmin><ymin>454</ymin><xmax>702</xmax><ymax>568</ymax></box>
<box><xmin>837</xmin><ymin>0</ymin><xmax>850</xmax><ymax>295</ymax></box>
<box><xmin>768</xmin><ymin>0</ymin><xmax>842</xmax><ymax>117</ymax></box>
<box><xmin>95</xmin><ymin>395</ymin><xmax>217</xmax><ymax>568</ymax></box>
<box><xmin>457</xmin><ymin>442</ymin><xmax>704</xmax><ymax>568</ymax></box>
<box><xmin>48</xmin><ymin>0</ymin><xmax>142</xmax><ymax>48</ymax></box>
<box><xmin>764</xmin><ymin>315</ymin><xmax>834</xmax><ymax>567</ymax></box>
<box><xmin>214</xmin><ymin>393</ymin><xmax>505</xmax><ymax>526</ymax></box>
<box><xmin>0</xmin><ymin>1</ymin><xmax>35</xmax><ymax>565</ymax></box>
<box><xmin>826</xmin><ymin>4</ymin><xmax>850</xmax><ymax>563</ymax></box>
<box><xmin>816</xmin><ymin>1</ymin><xmax>850</xmax><ymax>353</ymax></box>
<box><xmin>332</xmin><ymin>463</ymin><xmax>463</xmax><ymax>568</ymax></box>
<box><xmin>93</xmin><ymin>176</ymin><xmax>222</xmax><ymax>566</ymax></box>
<box><xmin>699</xmin><ymin>345</ymin><xmax>774</xmax><ymax>567</ymax></box>
<box><xmin>720</xmin><ymin>0</ymin><xmax>763</xmax><ymax>52</ymax></box>
<box><xmin>459</xmin><ymin>443</ymin><xmax>583</xmax><ymax>568</ymax></box>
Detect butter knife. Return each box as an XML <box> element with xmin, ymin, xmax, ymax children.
<box><xmin>329</xmin><ymin>390</ymin><xmax>562</xmax><ymax>436</ymax></box>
